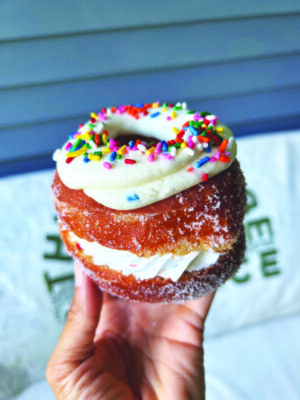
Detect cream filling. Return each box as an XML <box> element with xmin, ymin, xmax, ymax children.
<box><xmin>69</xmin><ymin>232</ymin><xmax>221</xmax><ymax>282</ymax></box>
<box><xmin>54</xmin><ymin>105</ymin><xmax>236</xmax><ymax>210</ymax></box>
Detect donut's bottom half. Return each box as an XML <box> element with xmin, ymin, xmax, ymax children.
<box><xmin>61</xmin><ymin>227</ymin><xmax>245</xmax><ymax>303</ymax></box>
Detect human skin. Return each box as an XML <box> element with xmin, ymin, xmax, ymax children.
<box><xmin>46</xmin><ymin>263</ymin><xmax>215</xmax><ymax>400</ymax></box>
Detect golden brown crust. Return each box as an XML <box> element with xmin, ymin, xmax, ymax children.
<box><xmin>52</xmin><ymin>160</ymin><xmax>246</xmax><ymax>256</ymax></box>
<box><xmin>61</xmin><ymin>226</ymin><xmax>245</xmax><ymax>303</ymax></box>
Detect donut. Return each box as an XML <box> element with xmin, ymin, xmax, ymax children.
<box><xmin>52</xmin><ymin>101</ymin><xmax>246</xmax><ymax>303</ymax></box>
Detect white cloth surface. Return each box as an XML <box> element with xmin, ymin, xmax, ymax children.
<box><xmin>1</xmin><ymin>129</ymin><xmax>300</xmax><ymax>399</ymax></box>
<box><xmin>205</xmin><ymin>312</ymin><xmax>300</xmax><ymax>400</ymax></box>
<box><xmin>206</xmin><ymin>130</ymin><xmax>300</xmax><ymax>335</ymax></box>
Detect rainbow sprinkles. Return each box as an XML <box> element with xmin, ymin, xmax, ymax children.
<box><xmin>54</xmin><ymin>101</ymin><xmax>237</xmax><ymax>210</ymax></box>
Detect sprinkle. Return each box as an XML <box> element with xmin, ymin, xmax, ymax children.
<box><xmin>213</xmin><ymin>135</ymin><xmax>221</xmax><ymax>146</ymax></box>
<box><xmin>215</xmin><ymin>151</ymin><xmax>221</xmax><ymax>160</ymax></box>
<box><xmin>148</xmin><ymin>153</ymin><xmax>155</xmax><ymax>162</ymax></box>
<box><xmin>102</xmin><ymin>133</ymin><xmax>108</xmax><ymax>145</ymax></box>
<box><xmin>98</xmin><ymin>112</ymin><xmax>107</xmax><ymax>121</ymax></box>
<box><xmin>70</xmin><ymin>138</ymin><xmax>83</xmax><ymax>152</ymax></box>
<box><xmin>109</xmin><ymin>151</ymin><xmax>117</xmax><ymax>161</ymax></box>
<box><xmin>181</xmin><ymin>142</ymin><xmax>187</xmax><ymax>149</ymax></box>
<box><xmin>88</xmin><ymin>154</ymin><xmax>101</xmax><ymax>161</ymax></box>
<box><xmin>162</xmin><ymin>141</ymin><xmax>168</xmax><ymax>153</ymax></box>
<box><xmin>202</xmin><ymin>173</ymin><xmax>208</xmax><ymax>181</ymax></box>
<box><xmin>227</xmin><ymin>137</ymin><xmax>234</xmax><ymax>149</ymax></box>
<box><xmin>137</xmin><ymin>144</ymin><xmax>147</xmax><ymax>152</ymax></box>
<box><xmin>196</xmin><ymin>156</ymin><xmax>210</xmax><ymax>168</ymax></box>
<box><xmin>198</xmin><ymin>136</ymin><xmax>210</xmax><ymax>143</ymax></box>
<box><xmin>215</xmin><ymin>126</ymin><xmax>225</xmax><ymax>133</ymax></box>
<box><xmin>170</xmin><ymin>147</ymin><xmax>177</xmax><ymax>157</ymax></box>
<box><xmin>172</xmin><ymin>127</ymin><xmax>179</xmax><ymax>134</ymax></box>
<box><xmin>80</xmin><ymin>132</ymin><xmax>92</xmax><ymax>142</ymax></box>
<box><xmin>219</xmin><ymin>139</ymin><xmax>228</xmax><ymax>153</ymax></box>
<box><xmin>192</xmin><ymin>136</ymin><xmax>198</xmax><ymax>143</ymax></box>
<box><xmin>109</xmin><ymin>139</ymin><xmax>117</xmax><ymax>147</ymax></box>
<box><xmin>152</xmin><ymin>102</ymin><xmax>159</xmax><ymax>108</ymax></box>
<box><xmin>90</xmin><ymin>112</ymin><xmax>98</xmax><ymax>119</ymax></box>
<box><xmin>150</xmin><ymin>112</ymin><xmax>160</xmax><ymax>118</ymax></box>
<box><xmin>187</xmin><ymin>167</ymin><xmax>194</xmax><ymax>172</ymax></box>
<box><xmin>189</xmin><ymin>126</ymin><xmax>198</xmax><ymax>136</ymax></box>
<box><xmin>161</xmin><ymin>153</ymin><xmax>174</xmax><ymax>160</ymax></box>
<box><xmin>76</xmin><ymin>243</ymin><xmax>82</xmax><ymax>250</ymax></box>
<box><xmin>155</xmin><ymin>142</ymin><xmax>163</xmax><ymax>154</ymax></box>
<box><xmin>129</xmin><ymin>140</ymin><xmax>134</xmax><ymax>148</ymax></box>
<box><xmin>125</xmin><ymin>158</ymin><xmax>136</xmax><ymax>164</ymax></box>
<box><xmin>102</xmin><ymin>147</ymin><xmax>111</xmax><ymax>154</ymax></box>
<box><xmin>65</xmin><ymin>142</ymin><xmax>72</xmax><ymax>151</ymax></box>
<box><xmin>166</xmin><ymin>116</ymin><xmax>171</xmax><ymax>121</ymax></box>
<box><xmin>219</xmin><ymin>155</ymin><xmax>231</xmax><ymax>162</ymax></box>
<box><xmin>118</xmin><ymin>145</ymin><xmax>127</xmax><ymax>155</ymax></box>
<box><xmin>145</xmin><ymin>147</ymin><xmax>155</xmax><ymax>156</ymax></box>
<box><xmin>205</xmin><ymin>145</ymin><xmax>211</xmax><ymax>153</ymax></box>
<box><xmin>196</xmin><ymin>143</ymin><xmax>203</xmax><ymax>150</ymax></box>
<box><xmin>184</xmin><ymin>147</ymin><xmax>195</xmax><ymax>156</ymax></box>
<box><xmin>118</xmin><ymin>105</ymin><xmax>126</xmax><ymax>113</ymax></box>
<box><xmin>67</xmin><ymin>147</ymin><xmax>86</xmax><ymax>158</ymax></box>
<box><xmin>171</xmin><ymin>110</ymin><xmax>177</xmax><ymax>119</ymax></box>
<box><xmin>200</xmin><ymin>111</ymin><xmax>211</xmax><ymax>117</ymax></box>
<box><xmin>66</xmin><ymin>157</ymin><xmax>74</xmax><ymax>164</ymax></box>
<box><xmin>103</xmin><ymin>161</ymin><xmax>112</xmax><ymax>169</ymax></box>
<box><xmin>205</xmin><ymin>115</ymin><xmax>218</xmax><ymax>124</ymax></box>
<box><xmin>127</xmin><ymin>194</ymin><xmax>139</xmax><ymax>201</ymax></box>
<box><xmin>187</xmin><ymin>137</ymin><xmax>195</xmax><ymax>148</ymax></box>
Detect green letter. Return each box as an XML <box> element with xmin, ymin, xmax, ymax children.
<box><xmin>260</xmin><ymin>249</ymin><xmax>280</xmax><ymax>277</ymax></box>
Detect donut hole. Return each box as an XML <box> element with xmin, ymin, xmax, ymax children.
<box><xmin>114</xmin><ymin>133</ymin><xmax>160</xmax><ymax>146</ymax></box>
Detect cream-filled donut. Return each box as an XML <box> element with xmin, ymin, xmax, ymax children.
<box><xmin>52</xmin><ymin>101</ymin><xmax>246</xmax><ymax>302</ymax></box>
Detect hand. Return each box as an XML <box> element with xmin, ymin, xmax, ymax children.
<box><xmin>46</xmin><ymin>263</ymin><xmax>215</xmax><ymax>399</ymax></box>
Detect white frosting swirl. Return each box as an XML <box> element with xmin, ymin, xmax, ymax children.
<box><xmin>54</xmin><ymin>102</ymin><xmax>236</xmax><ymax>210</ymax></box>
<box><xmin>70</xmin><ymin>232</ymin><xmax>220</xmax><ymax>282</ymax></box>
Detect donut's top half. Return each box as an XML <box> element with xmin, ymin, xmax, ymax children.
<box><xmin>53</xmin><ymin>101</ymin><xmax>237</xmax><ymax>210</ymax></box>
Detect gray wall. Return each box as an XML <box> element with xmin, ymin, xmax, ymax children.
<box><xmin>1</xmin><ymin>0</ymin><xmax>300</xmax><ymax>175</ymax></box>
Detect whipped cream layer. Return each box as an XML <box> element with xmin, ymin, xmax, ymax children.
<box><xmin>69</xmin><ymin>232</ymin><xmax>221</xmax><ymax>282</ymax></box>
<box><xmin>54</xmin><ymin>102</ymin><xmax>237</xmax><ymax>210</ymax></box>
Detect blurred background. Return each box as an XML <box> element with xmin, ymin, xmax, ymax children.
<box><xmin>1</xmin><ymin>1</ymin><xmax>300</xmax><ymax>399</ymax></box>
<box><xmin>1</xmin><ymin>0</ymin><xmax>300</xmax><ymax>176</ymax></box>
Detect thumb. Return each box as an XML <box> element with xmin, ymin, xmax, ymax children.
<box><xmin>47</xmin><ymin>262</ymin><xmax>102</xmax><ymax>379</ymax></box>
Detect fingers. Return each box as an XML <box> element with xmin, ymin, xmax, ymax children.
<box><xmin>47</xmin><ymin>262</ymin><xmax>103</xmax><ymax>381</ymax></box>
